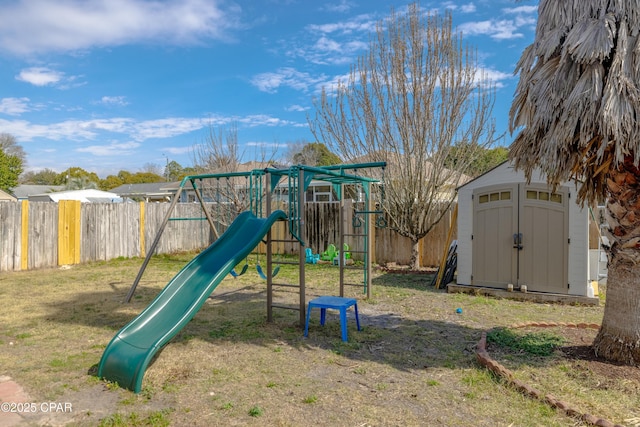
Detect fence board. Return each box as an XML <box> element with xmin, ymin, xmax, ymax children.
<box><xmin>0</xmin><ymin>202</ymin><xmax>20</xmax><ymax>270</ymax></box>
<box><xmin>28</xmin><ymin>202</ymin><xmax>58</xmax><ymax>269</ymax></box>
<box><xmin>0</xmin><ymin>200</ymin><xmax>454</xmax><ymax>271</ymax></box>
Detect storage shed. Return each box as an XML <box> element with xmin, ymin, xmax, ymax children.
<box><xmin>456</xmin><ymin>161</ymin><xmax>591</xmax><ymax>297</ymax></box>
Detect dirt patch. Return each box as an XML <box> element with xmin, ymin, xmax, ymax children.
<box><xmin>486</xmin><ymin>325</ymin><xmax>640</xmax><ymax>425</ymax></box>
<box><xmin>558</xmin><ymin>327</ymin><xmax>640</xmax><ymax>388</ymax></box>
<box><xmin>375</xmin><ymin>263</ymin><xmax>436</xmax><ymax>274</ymax></box>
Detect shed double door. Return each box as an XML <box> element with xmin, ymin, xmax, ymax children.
<box><xmin>472</xmin><ymin>183</ymin><xmax>569</xmax><ymax>293</ymax></box>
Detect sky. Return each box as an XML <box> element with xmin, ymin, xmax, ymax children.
<box><xmin>0</xmin><ymin>0</ymin><xmax>538</xmax><ymax>178</ymax></box>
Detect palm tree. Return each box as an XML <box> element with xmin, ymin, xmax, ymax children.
<box><xmin>509</xmin><ymin>1</ymin><xmax>640</xmax><ymax>365</ymax></box>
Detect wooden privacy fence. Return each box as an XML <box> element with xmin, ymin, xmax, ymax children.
<box><xmin>0</xmin><ymin>200</ymin><xmax>455</xmax><ymax>272</ymax></box>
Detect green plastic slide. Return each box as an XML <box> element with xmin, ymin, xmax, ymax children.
<box><xmin>97</xmin><ymin>210</ymin><xmax>287</xmax><ymax>393</ymax></box>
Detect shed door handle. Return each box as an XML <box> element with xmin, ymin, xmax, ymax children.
<box><xmin>513</xmin><ymin>233</ymin><xmax>523</xmax><ymax>250</ymax></box>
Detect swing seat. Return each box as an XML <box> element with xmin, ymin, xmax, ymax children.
<box><xmin>256</xmin><ymin>264</ymin><xmax>280</xmax><ymax>280</ymax></box>
<box><xmin>229</xmin><ymin>263</ymin><xmax>249</xmax><ymax>278</ymax></box>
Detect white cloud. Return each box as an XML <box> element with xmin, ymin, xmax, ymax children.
<box><xmin>458</xmin><ymin>3</ymin><xmax>537</xmax><ymax>41</ymax></box>
<box><xmin>0</xmin><ymin>118</ymin><xmax>97</xmax><ymax>141</ymax></box>
<box><xmin>251</xmin><ymin>67</ymin><xmax>327</xmax><ymax>94</ymax></box>
<box><xmin>285</xmin><ymin>104</ymin><xmax>309</xmax><ymax>112</ymax></box>
<box><xmin>16</xmin><ymin>67</ymin><xmax>64</xmax><ymax>86</ymax></box>
<box><xmin>0</xmin><ymin>113</ymin><xmax>303</xmax><ymax>148</ymax></box>
<box><xmin>164</xmin><ymin>146</ymin><xmax>193</xmax><ymax>155</ymax></box>
<box><xmin>0</xmin><ymin>0</ymin><xmax>243</xmax><ymax>55</ymax></box>
<box><xmin>100</xmin><ymin>96</ymin><xmax>129</xmax><ymax>106</ymax></box>
<box><xmin>313</xmin><ymin>72</ymin><xmax>351</xmax><ymax>95</ymax></box>
<box><xmin>504</xmin><ymin>6</ymin><xmax>538</xmax><ymax>15</ymax></box>
<box><xmin>0</xmin><ymin>97</ymin><xmax>31</xmax><ymax>115</ymax></box>
<box><xmin>306</xmin><ymin>14</ymin><xmax>376</xmax><ymax>35</ymax></box>
<box><xmin>477</xmin><ymin>67</ymin><xmax>513</xmax><ymax>89</ymax></box>
<box><xmin>238</xmin><ymin>114</ymin><xmax>298</xmax><ymax>127</ymax></box>
<box><xmin>132</xmin><ymin>118</ymin><xmax>206</xmax><ymax>141</ymax></box>
<box><xmin>77</xmin><ymin>141</ymin><xmax>140</xmax><ymax>156</ymax></box>
<box><xmin>461</xmin><ymin>3</ymin><xmax>476</xmax><ymax>13</ymax></box>
<box><xmin>444</xmin><ymin>2</ymin><xmax>476</xmax><ymax>13</ymax></box>
<box><xmin>321</xmin><ymin>0</ymin><xmax>355</xmax><ymax>13</ymax></box>
<box><xmin>459</xmin><ymin>19</ymin><xmax>523</xmax><ymax>40</ymax></box>
<box><xmin>246</xmin><ymin>140</ymin><xmax>284</xmax><ymax>148</ymax></box>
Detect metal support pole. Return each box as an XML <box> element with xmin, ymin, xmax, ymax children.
<box><xmin>124</xmin><ymin>186</ymin><xmax>184</xmax><ymax>303</ymax></box>
<box><xmin>298</xmin><ymin>169</ymin><xmax>306</xmax><ymax>326</ymax></box>
<box><xmin>366</xmin><ymin>182</ymin><xmax>372</xmax><ymax>299</ymax></box>
<box><xmin>339</xmin><ymin>183</ymin><xmax>345</xmax><ymax>297</ymax></box>
<box><xmin>191</xmin><ymin>179</ymin><xmax>219</xmax><ymax>239</ymax></box>
<box><xmin>266</xmin><ymin>172</ymin><xmax>274</xmax><ymax>322</ymax></box>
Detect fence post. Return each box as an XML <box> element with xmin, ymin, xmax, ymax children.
<box><xmin>139</xmin><ymin>201</ymin><xmax>146</xmax><ymax>257</ymax></box>
<box><xmin>20</xmin><ymin>200</ymin><xmax>29</xmax><ymax>270</ymax></box>
<box><xmin>58</xmin><ymin>200</ymin><xmax>81</xmax><ymax>265</ymax></box>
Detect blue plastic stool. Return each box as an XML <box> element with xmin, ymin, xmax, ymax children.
<box><xmin>304</xmin><ymin>296</ymin><xmax>361</xmax><ymax>342</ymax></box>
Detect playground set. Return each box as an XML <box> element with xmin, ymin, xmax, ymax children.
<box><xmin>98</xmin><ymin>162</ymin><xmax>386</xmax><ymax>392</ymax></box>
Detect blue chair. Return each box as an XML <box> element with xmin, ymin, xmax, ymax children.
<box><xmin>304</xmin><ymin>296</ymin><xmax>361</xmax><ymax>342</ymax></box>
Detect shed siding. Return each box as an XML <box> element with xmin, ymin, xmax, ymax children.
<box><xmin>457</xmin><ymin>162</ymin><xmax>590</xmax><ymax>296</ymax></box>
<box><xmin>567</xmin><ymin>195</ymin><xmax>589</xmax><ymax>295</ymax></box>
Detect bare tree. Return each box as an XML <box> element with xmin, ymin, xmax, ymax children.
<box><xmin>141</xmin><ymin>162</ymin><xmax>164</xmax><ymax>178</ymax></box>
<box><xmin>192</xmin><ymin>123</ymin><xmax>244</xmax><ymax>175</ymax></box>
<box><xmin>191</xmin><ymin>123</ymin><xmax>279</xmax><ymax>223</ymax></box>
<box><xmin>509</xmin><ymin>0</ymin><xmax>640</xmax><ymax>365</ymax></box>
<box><xmin>0</xmin><ymin>133</ymin><xmax>26</xmax><ymax>163</ymax></box>
<box><xmin>309</xmin><ymin>3</ymin><xmax>497</xmax><ymax>269</ymax></box>
<box><xmin>285</xmin><ymin>139</ymin><xmax>316</xmax><ymax>166</ymax></box>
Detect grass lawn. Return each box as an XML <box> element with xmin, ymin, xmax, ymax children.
<box><xmin>1</xmin><ymin>252</ymin><xmax>631</xmax><ymax>426</ymax></box>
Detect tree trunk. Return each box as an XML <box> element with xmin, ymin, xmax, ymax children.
<box><xmin>593</xmin><ymin>258</ymin><xmax>640</xmax><ymax>365</ymax></box>
<box><xmin>593</xmin><ymin>157</ymin><xmax>640</xmax><ymax>365</ymax></box>
<box><xmin>410</xmin><ymin>239</ymin><xmax>420</xmax><ymax>270</ymax></box>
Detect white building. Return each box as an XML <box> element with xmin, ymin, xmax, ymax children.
<box><xmin>456</xmin><ymin>161</ymin><xmax>591</xmax><ymax>297</ymax></box>
<box><xmin>28</xmin><ymin>189</ymin><xmax>123</xmax><ymax>203</ymax></box>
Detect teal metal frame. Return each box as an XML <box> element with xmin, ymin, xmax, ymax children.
<box><xmin>124</xmin><ymin>162</ymin><xmax>386</xmax><ymax>317</ymax></box>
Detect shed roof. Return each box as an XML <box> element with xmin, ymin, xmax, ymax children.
<box><xmin>0</xmin><ymin>189</ymin><xmax>17</xmax><ymax>201</ymax></box>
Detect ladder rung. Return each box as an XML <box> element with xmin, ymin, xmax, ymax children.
<box><xmin>271</xmin><ymin>282</ymin><xmax>300</xmax><ymax>288</ymax></box>
<box><xmin>342</xmin><ymin>266</ymin><xmax>365</xmax><ymax>271</ymax></box>
<box><xmin>343</xmin><ymin>282</ymin><xmax>365</xmax><ymax>287</ymax></box>
<box><xmin>271</xmin><ymin>304</ymin><xmax>300</xmax><ymax>311</ymax></box>
<box><xmin>274</xmin><ymin>260</ymin><xmax>299</xmax><ymax>266</ymax></box>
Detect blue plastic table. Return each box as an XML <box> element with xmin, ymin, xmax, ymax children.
<box><xmin>304</xmin><ymin>296</ymin><xmax>361</xmax><ymax>341</ymax></box>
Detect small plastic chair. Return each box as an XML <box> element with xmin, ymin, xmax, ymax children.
<box><xmin>320</xmin><ymin>244</ymin><xmax>337</xmax><ymax>261</ymax></box>
<box><xmin>304</xmin><ymin>296</ymin><xmax>361</xmax><ymax>342</ymax></box>
<box><xmin>305</xmin><ymin>248</ymin><xmax>319</xmax><ymax>264</ymax></box>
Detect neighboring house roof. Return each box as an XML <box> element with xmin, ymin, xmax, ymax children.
<box><xmin>0</xmin><ymin>189</ymin><xmax>17</xmax><ymax>201</ymax></box>
<box><xmin>28</xmin><ymin>189</ymin><xmax>123</xmax><ymax>203</ymax></box>
<box><xmin>109</xmin><ymin>182</ymin><xmax>177</xmax><ymax>201</ymax></box>
<box><xmin>12</xmin><ymin>184</ymin><xmax>65</xmax><ymax>200</ymax></box>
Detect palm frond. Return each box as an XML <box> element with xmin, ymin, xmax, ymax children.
<box><xmin>509</xmin><ymin>0</ymin><xmax>640</xmax><ymax>204</ymax></box>
<box><xmin>564</xmin><ymin>14</ymin><xmax>615</xmax><ymax>63</ymax></box>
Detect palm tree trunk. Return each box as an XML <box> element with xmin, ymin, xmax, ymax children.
<box><xmin>593</xmin><ymin>157</ymin><xmax>640</xmax><ymax>365</ymax></box>
<box><xmin>593</xmin><ymin>259</ymin><xmax>640</xmax><ymax>364</ymax></box>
